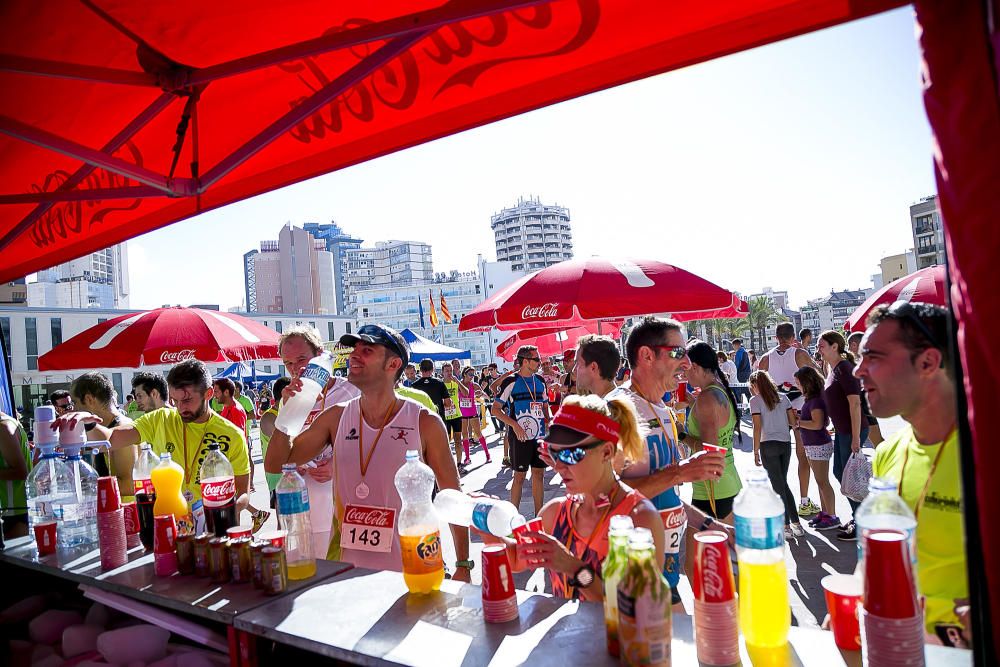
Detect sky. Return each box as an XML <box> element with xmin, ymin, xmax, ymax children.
<box><xmin>126</xmin><ymin>7</ymin><xmax>935</xmax><ymax>313</ymax></box>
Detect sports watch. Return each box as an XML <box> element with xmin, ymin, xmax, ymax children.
<box><xmin>455</xmin><ymin>559</ymin><xmax>475</xmax><ymax>570</ymax></box>
<box><xmin>570</xmin><ymin>563</ymin><xmax>595</xmax><ymax>588</ymax></box>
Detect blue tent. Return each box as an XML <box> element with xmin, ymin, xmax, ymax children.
<box><xmin>214</xmin><ymin>361</ymin><xmax>283</xmax><ymax>386</ymax></box>
<box><xmin>400</xmin><ymin>329</ymin><xmax>471</xmax><ymax>362</ymax></box>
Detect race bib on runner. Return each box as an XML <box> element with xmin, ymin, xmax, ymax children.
<box><xmin>530</xmin><ymin>402</ymin><xmax>545</xmax><ymax>419</ymax></box>
<box><xmin>659</xmin><ymin>506</ymin><xmax>687</xmax><ymax>555</ymax></box>
<box><xmin>341</xmin><ymin>504</ymin><xmax>395</xmax><ymax>554</ymax></box>
<box><xmin>459</xmin><ymin>397</ymin><xmax>474</xmax><ymax>409</ymax></box>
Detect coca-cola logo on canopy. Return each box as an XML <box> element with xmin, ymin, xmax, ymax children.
<box><xmin>201</xmin><ymin>477</ymin><xmax>236</xmax><ymax>507</ymax></box>
<box><xmin>160</xmin><ymin>349</ymin><xmax>196</xmax><ymax>364</ymax></box>
<box><xmin>521</xmin><ymin>303</ymin><xmax>560</xmax><ymax>319</ymax></box>
<box><xmin>344</xmin><ymin>505</ymin><xmax>396</xmax><ymax>529</ymax></box>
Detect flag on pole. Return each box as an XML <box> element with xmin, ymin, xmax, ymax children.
<box><xmin>418</xmin><ymin>296</ymin><xmax>426</xmax><ymax>328</ymax></box>
<box><xmin>439</xmin><ymin>291</ymin><xmax>452</xmax><ymax>323</ymax></box>
<box><xmin>428</xmin><ymin>290</ymin><xmax>439</xmax><ymax>328</ymax></box>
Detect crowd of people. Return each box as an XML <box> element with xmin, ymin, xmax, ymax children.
<box><xmin>0</xmin><ymin>304</ymin><xmax>971</xmax><ymax>644</ymax></box>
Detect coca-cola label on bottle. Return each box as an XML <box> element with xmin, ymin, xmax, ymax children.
<box><xmin>301</xmin><ymin>361</ymin><xmax>331</xmax><ymax>387</ymax></box>
<box><xmin>134</xmin><ymin>478</ymin><xmax>155</xmax><ymax>496</ymax></box>
<box><xmin>201</xmin><ymin>476</ymin><xmax>236</xmax><ymax>508</ymax></box>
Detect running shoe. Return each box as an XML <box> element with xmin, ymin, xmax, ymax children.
<box><xmin>783</xmin><ymin>525</ymin><xmax>794</xmax><ymax>540</ymax></box>
<box><xmin>798</xmin><ymin>499</ymin><xmax>821</xmax><ymax>518</ymax></box>
<box><xmin>836</xmin><ymin>520</ymin><xmax>857</xmax><ymax>541</ymax></box>
<box><xmin>502</xmin><ymin>456</ymin><xmax>512</xmax><ymax>468</ymax></box>
<box><xmin>808</xmin><ymin>511</ymin><xmax>828</xmax><ymax>527</ymax></box>
<box><xmin>251</xmin><ymin>509</ymin><xmax>271</xmax><ymax>534</ymax></box>
<box><xmin>790</xmin><ymin>523</ymin><xmax>805</xmax><ymax>537</ymax></box>
<box><xmin>462</xmin><ymin>458</ymin><xmax>472</xmax><ymax>466</ymax></box>
<box><xmin>815</xmin><ymin>514</ymin><xmax>842</xmax><ymax>531</ymax></box>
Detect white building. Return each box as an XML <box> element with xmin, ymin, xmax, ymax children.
<box><xmin>0</xmin><ymin>305</ymin><xmax>352</xmax><ymax>415</ymax></box>
<box><xmin>910</xmin><ymin>195</ymin><xmax>945</xmax><ymax>270</ymax></box>
<box><xmin>246</xmin><ymin>225</ymin><xmax>338</xmax><ymax>315</ymax></box>
<box><xmin>344</xmin><ymin>240</ymin><xmax>434</xmax><ymax>315</ymax></box>
<box><xmin>799</xmin><ymin>290</ymin><xmax>868</xmax><ymax>333</ymax></box>
<box><xmin>27</xmin><ymin>244</ymin><xmax>130</xmax><ymax>310</ymax></box>
<box><xmin>491</xmin><ymin>196</ymin><xmax>574</xmax><ymax>272</ymax></box>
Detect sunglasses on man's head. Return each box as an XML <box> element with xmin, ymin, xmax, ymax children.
<box><xmin>548</xmin><ymin>440</ymin><xmax>604</xmax><ymax>465</ymax></box>
<box><xmin>887</xmin><ymin>301</ymin><xmax>941</xmax><ymax>350</ymax></box>
<box><xmin>648</xmin><ymin>344</ymin><xmax>688</xmax><ymax>360</ymax></box>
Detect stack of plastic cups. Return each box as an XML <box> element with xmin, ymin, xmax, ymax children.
<box><xmin>692</xmin><ymin>530</ymin><xmax>740</xmax><ymax>667</ymax></box>
<box><xmin>96</xmin><ymin>476</ymin><xmax>127</xmax><ymax>570</ymax></box>
<box><xmin>121</xmin><ymin>501</ymin><xmax>142</xmax><ymax>549</ymax></box>
<box><xmin>153</xmin><ymin>515</ymin><xmax>179</xmax><ymax>576</ymax></box>
<box><xmin>481</xmin><ymin>545</ymin><xmax>519</xmax><ymax>623</ymax></box>
<box><xmin>860</xmin><ymin>529</ymin><xmax>925</xmax><ymax>666</ymax></box>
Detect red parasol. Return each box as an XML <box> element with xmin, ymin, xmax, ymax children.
<box><xmin>0</xmin><ymin>1</ymin><xmax>904</xmax><ymax>284</ymax></box>
<box><xmin>845</xmin><ymin>266</ymin><xmax>946</xmax><ymax>332</ymax></box>
<box><xmin>460</xmin><ymin>258</ymin><xmax>747</xmax><ymax>331</ymax></box>
<box><xmin>496</xmin><ymin>320</ymin><xmax>623</xmax><ymax>361</ymax></box>
<box><xmin>38</xmin><ymin>307</ymin><xmax>280</xmax><ymax>371</ymax></box>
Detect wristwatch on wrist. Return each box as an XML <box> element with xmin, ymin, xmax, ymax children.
<box><xmin>570</xmin><ymin>564</ymin><xmax>595</xmax><ymax>588</ymax></box>
<box><xmin>699</xmin><ymin>516</ymin><xmax>716</xmax><ymax>531</ymax></box>
<box><xmin>455</xmin><ymin>559</ymin><xmax>475</xmax><ymax>570</ymax></box>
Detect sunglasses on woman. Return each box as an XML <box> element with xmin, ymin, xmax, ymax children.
<box><xmin>548</xmin><ymin>440</ymin><xmax>605</xmax><ymax>465</ymax></box>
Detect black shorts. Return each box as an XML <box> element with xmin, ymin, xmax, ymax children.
<box><xmin>446</xmin><ymin>418</ymin><xmax>463</xmax><ymax>435</ymax></box>
<box><xmin>691</xmin><ymin>496</ymin><xmax>736</xmax><ymax>520</ymax></box>
<box><xmin>511</xmin><ymin>437</ymin><xmax>546</xmax><ymax>473</ymax></box>
<box><xmin>2</xmin><ymin>513</ymin><xmax>28</xmax><ymax>534</ymax></box>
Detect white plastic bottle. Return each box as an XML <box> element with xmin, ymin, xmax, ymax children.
<box><xmin>57</xmin><ymin>439</ymin><xmax>100</xmax><ymax>549</ymax></box>
<box><xmin>276</xmin><ymin>463</ymin><xmax>315</xmax><ymax>580</ymax></box>
<box><xmin>274</xmin><ymin>353</ymin><xmax>333</xmax><ymax>437</ymax></box>
<box><xmin>433</xmin><ymin>488</ymin><xmax>523</xmax><ymax>537</ymax></box>
<box><xmin>395</xmin><ymin>450</ymin><xmax>445</xmax><ymax>594</ymax></box>
<box><xmin>855</xmin><ymin>476</ymin><xmax>917</xmax><ymax>565</ymax></box>
<box><xmin>26</xmin><ymin>406</ymin><xmax>73</xmax><ymax>531</ymax></box>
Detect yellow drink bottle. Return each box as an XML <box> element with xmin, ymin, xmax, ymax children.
<box><xmin>395</xmin><ymin>451</ymin><xmax>444</xmax><ymax>594</ymax></box>
<box><xmin>734</xmin><ymin>470</ymin><xmax>791</xmax><ymax>648</ymax></box>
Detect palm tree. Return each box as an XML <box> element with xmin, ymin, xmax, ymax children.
<box><xmin>746</xmin><ymin>296</ymin><xmax>785</xmax><ymax>351</ymax></box>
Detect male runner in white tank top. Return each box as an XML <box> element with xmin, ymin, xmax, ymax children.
<box><xmin>265</xmin><ymin>324</ymin><xmax>471</xmax><ymax>581</ymax></box>
<box><xmin>277</xmin><ymin>326</ymin><xmax>361</xmax><ymax>558</ymax></box>
<box><xmin>758</xmin><ymin>322</ymin><xmax>823</xmax><ymax>517</ymax></box>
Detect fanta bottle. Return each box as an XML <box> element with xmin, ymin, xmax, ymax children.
<box><xmin>394</xmin><ymin>450</ymin><xmax>444</xmax><ymax>593</ymax></box>
<box><xmin>151</xmin><ymin>454</ymin><xmax>190</xmax><ymax>525</ymax></box>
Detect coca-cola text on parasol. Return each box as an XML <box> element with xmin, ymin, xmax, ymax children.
<box><xmin>200</xmin><ymin>444</ymin><xmax>237</xmax><ymax>537</ymax></box>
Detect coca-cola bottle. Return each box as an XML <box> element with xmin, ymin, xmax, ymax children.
<box><xmin>200</xmin><ymin>444</ymin><xmax>237</xmax><ymax>537</ymax></box>
<box><xmin>132</xmin><ymin>443</ymin><xmax>159</xmax><ymax>550</ymax></box>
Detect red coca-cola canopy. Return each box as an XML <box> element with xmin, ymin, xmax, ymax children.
<box><xmin>496</xmin><ymin>320</ymin><xmax>623</xmax><ymax>361</ymax></box>
<box><xmin>460</xmin><ymin>257</ymin><xmax>748</xmax><ymax>331</ymax></box>
<box><xmin>37</xmin><ymin>307</ymin><xmax>281</xmax><ymax>370</ymax></box>
<box><xmin>0</xmin><ymin>0</ymin><xmax>905</xmax><ymax>282</ymax></box>
<box><xmin>845</xmin><ymin>266</ymin><xmax>947</xmax><ymax>332</ymax></box>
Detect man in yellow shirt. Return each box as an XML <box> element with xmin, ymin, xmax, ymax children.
<box><xmin>56</xmin><ymin>360</ymin><xmax>250</xmax><ymax>532</ymax></box>
<box><xmin>854</xmin><ymin>302</ymin><xmax>967</xmax><ymax>639</ymax></box>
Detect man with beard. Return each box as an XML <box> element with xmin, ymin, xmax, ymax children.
<box><xmin>54</xmin><ymin>360</ymin><xmax>251</xmax><ymax>531</ymax></box>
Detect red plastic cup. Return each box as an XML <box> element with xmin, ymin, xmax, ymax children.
<box><xmin>702</xmin><ymin>443</ymin><xmax>726</xmax><ymax>454</ymax></box>
<box><xmin>692</xmin><ymin>530</ymin><xmax>735</xmax><ymax>602</ymax></box>
<box><xmin>33</xmin><ymin>520</ymin><xmax>57</xmax><ymax>556</ymax></box>
<box><xmin>96</xmin><ymin>476</ymin><xmax>122</xmax><ymax>513</ymax></box>
<box><xmin>153</xmin><ymin>514</ymin><xmax>178</xmax><ymax>555</ymax></box>
<box><xmin>121</xmin><ymin>501</ymin><xmax>141</xmax><ymax>549</ymax></box>
<box><xmin>676</xmin><ymin>382</ymin><xmax>687</xmax><ymax>402</ymax></box>
<box><xmin>511</xmin><ymin>517</ymin><xmax>543</xmax><ymax>544</ymax></box>
<box><xmin>226</xmin><ymin>526</ymin><xmax>252</xmax><ymax>540</ymax></box>
<box><xmin>863</xmin><ymin>529</ymin><xmax>918</xmax><ymax>619</ymax></box>
<box><xmin>822</xmin><ymin>574</ymin><xmax>863</xmax><ymax>650</ymax></box>
<box><xmin>258</xmin><ymin>529</ymin><xmax>286</xmax><ymax>548</ymax></box>
<box><xmin>481</xmin><ymin>545</ymin><xmax>518</xmax><ymax>623</ymax></box>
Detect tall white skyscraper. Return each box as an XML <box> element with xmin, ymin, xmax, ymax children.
<box><xmin>27</xmin><ymin>243</ymin><xmax>130</xmax><ymax>309</ymax></box>
<box><xmin>491</xmin><ymin>196</ymin><xmax>573</xmax><ymax>272</ymax></box>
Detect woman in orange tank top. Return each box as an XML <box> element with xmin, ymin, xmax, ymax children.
<box><xmin>486</xmin><ymin>395</ymin><xmax>666</xmax><ymax>601</ymax></box>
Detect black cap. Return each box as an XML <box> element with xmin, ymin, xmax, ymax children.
<box><xmin>339</xmin><ymin>324</ymin><xmax>410</xmax><ymax>367</ymax></box>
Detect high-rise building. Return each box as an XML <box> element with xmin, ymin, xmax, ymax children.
<box><xmin>491</xmin><ymin>196</ymin><xmax>573</xmax><ymax>272</ymax></box>
<box><xmin>343</xmin><ymin>240</ymin><xmax>433</xmax><ymax>314</ymax></box>
<box><xmin>245</xmin><ymin>224</ymin><xmax>338</xmax><ymax>314</ymax></box>
<box><xmin>910</xmin><ymin>195</ymin><xmax>946</xmax><ymax>269</ymax></box>
<box><xmin>302</xmin><ymin>221</ymin><xmax>363</xmax><ymax>315</ymax></box>
<box><xmin>27</xmin><ymin>244</ymin><xmax>129</xmax><ymax>309</ymax></box>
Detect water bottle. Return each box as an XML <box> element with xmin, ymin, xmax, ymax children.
<box><xmin>26</xmin><ymin>406</ymin><xmax>73</xmax><ymax>530</ymax></box>
<box><xmin>57</xmin><ymin>440</ymin><xmax>99</xmax><ymax>549</ymax></box>
<box><xmin>433</xmin><ymin>488</ymin><xmax>523</xmax><ymax>537</ymax></box>
<box><xmin>733</xmin><ymin>469</ymin><xmax>790</xmax><ymax>648</ymax></box>
<box><xmin>276</xmin><ymin>464</ymin><xmax>315</xmax><ymax>580</ymax></box>
<box><xmin>274</xmin><ymin>353</ymin><xmax>333</xmax><ymax>437</ymax></box>
<box><xmin>395</xmin><ymin>450</ymin><xmax>444</xmax><ymax>594</ymax></box>
<box><xmin>855</xmin><ymin>477</ymin><xmax>917</xmax><ymax>566</ymax></box>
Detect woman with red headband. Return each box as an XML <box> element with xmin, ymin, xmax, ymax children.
<box><xmin>494</xmin><ymin>395</ymin><xmax>666</xmax><ymax>601</ymax></box>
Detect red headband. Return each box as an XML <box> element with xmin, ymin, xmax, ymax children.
<box><xmin>550</xmin><ymin>404</ymin><xmax>620</xmax><ymax>444</ymax></box>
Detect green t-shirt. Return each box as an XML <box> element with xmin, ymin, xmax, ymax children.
<box><xmin>397</xmin><ymin>386</ymin><xmax>437</xmax><ymax>413</ymax></box>
<box><xmin>0</xmin><ymin>414</ymin><xmax>31</xmax><ymax>517</ymax></box>
<box><xmin>134</xmin><ymin>407</ymin><xmax>249</xmax><ymax>503</ymax></box>
<box><xmin>442</xmin><ymin>379</ymin><xmax>460</xmax><ymax>420</ymax></box>
<box><xmin>687</xmin><ymin>385</ymin><xmax>742</xmax><ymax>501</ymax></box>
<box><xmin>872</xmin><ymin>426</ymin><xmax>966</xmax><ymax>632</ymax></box>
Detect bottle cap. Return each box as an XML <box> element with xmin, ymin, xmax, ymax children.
<box><xmin>609</xmin><ymin>514</ymin><xmax>635</xmax><ymax>535</ymax></box>
<box><xmin>868</xmin><ymin>476</ymin><xmax>895</xmax><ymax>492</ymax></box>
<box><xmin>207</xmin><ymin>443</ymin><xmax>220</xmax><ymax>451</ymax></box>
<box><xmin>281</xmin><ymin>463</ymin><xmax>297</xmax><ymax>472</ymax></box>
<box><xmin>405</xmin><ymin>449</ymin><xmax>419</xmax><ymax>460</ymax></box>
<box><xmin>34</xmin><ymin>405</ymin><xmax>56</xmax><ymax>422</ymax></box>
<box><xmin>627</xmin><ymin>526</ymin><xmax>653</xmax><ymax>549</ymax></box>
<box><xmin>159</xmin><ymin>453</ymin><xmax>171</xmax><ymax>461</ymax></box>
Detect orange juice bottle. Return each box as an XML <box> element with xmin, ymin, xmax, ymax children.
<box><xmin>151</xmin><ymin>453</ymin><xmax>189</xmax><ymax>521</ymax></box>
<box><xmin>394</xmin><ymin>451</ymin><xmax>444</xmax><ymax>593</ymax></box>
